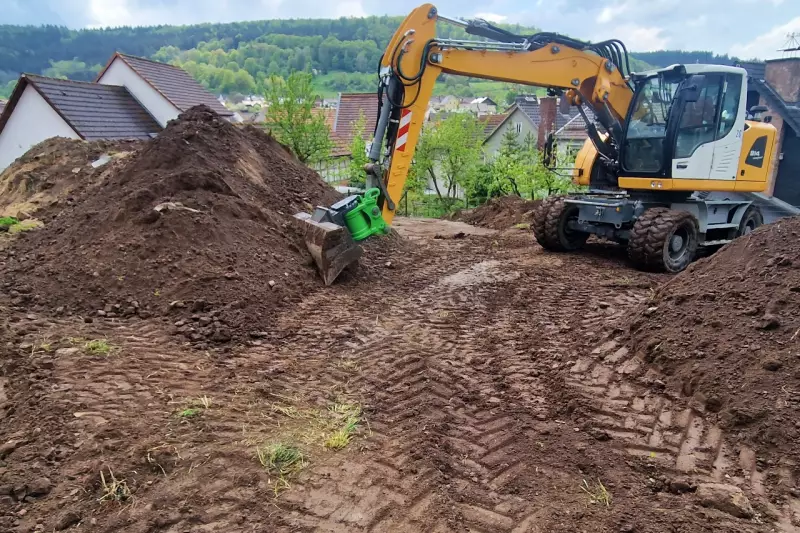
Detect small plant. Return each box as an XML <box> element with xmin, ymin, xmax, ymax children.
<box><xmin>581</xmin><ymin>479</ymin><xmax>612</xmax><ymax>507</ymax></box>
<box><xmin>85</xmin><ymin>339</ymin><xmax>112</xmax><ymax>355</ymax></box>
<box><xmin>257</xmin><ymin>442</ymin><xmax>306</xmax><ymax>494</ymax></box>
<box><xmin>99</xmin><ymin>469</ymin><xmax>131</xmax><ymax>503</ymax></box>
<box><xmin>323</xmin><ymin>403</ymin><xmax>362</xmax><ymax>450</ymax></box>
<box><xmin>0</xmin><ymin>216</ymin><xmax>19</xmax><ymax>229</ymax></box>
<box><xmin>7</xmin><ymin>219</ymin><xmax>43</xmax><ymax>234</ymax></box>
<box><xmin>176</xmin><ymin>396</ymin><xmax>212</xmax><ymax>419</ymax></box>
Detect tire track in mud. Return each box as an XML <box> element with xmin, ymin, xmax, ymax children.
<box><xmin>265</xmin><ymin>236</ymin><xmax>779</xmax><ymax>533</ymax></box>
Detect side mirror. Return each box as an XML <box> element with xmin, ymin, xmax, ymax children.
<box><xmin>543</xmin><ymin>133</ymin><xmax>556</xmax><ymax>167</ymax></box>
<box><xmin>749</xmin><ymin>105</ymin><xmax>768</xmax><ymax>115</ymax></box>
<box><xmin>682</xmin><ymin>75</ymin><xmax>704</xmax><ymax>103</ymax></box>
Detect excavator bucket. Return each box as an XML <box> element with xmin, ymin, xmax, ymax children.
<box><xmin>294</xmin><ymin>212</ymin><xmax>363</xmax><ymax>286</ymax></box>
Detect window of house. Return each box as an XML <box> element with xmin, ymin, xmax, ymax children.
<box><xmin>516</xmin><ymin>123</ymin><xmax>522</xmax><ymax>134</ymax></box>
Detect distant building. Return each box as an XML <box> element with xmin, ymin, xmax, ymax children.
<box><xmin>330</xmin><ymin>93</ymin><xmax>379</xmax><ymax>157</ymax></box>
<box><xmin>0</xmin><ymin>76</ymin><xmax>161</xmax><ymax>171</ymax></box>
<box><xmin>0</xmin><ymin>52</ymin><xmax>233</xmax><ymax>172</ymax></box>
<box><xmin>738</xmin><ymin>58</ymin><xmax>800</xmax><ymax>205</ymax></box>
<box><xmin>96</xmin><ymin>52</ymin><xmax>234</xmax><ymax>127</ymax></box>
<box><xmin>483</xmin><ymin>95</ymin><xmax>594</xmax><ymax>157</ymax></box>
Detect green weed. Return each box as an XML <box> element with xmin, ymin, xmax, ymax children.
<box><xmin>256</xmin><ymin>443</ymin><xmax>306</xmax><ymax>494</ymax></box>
<box><xmin>85</xmin><ymin>339</ymin><xmax>112</xmax><ymax>355</ymax></box>
<box><xmin>323</xmin><ymin>403</ymin><xmax>362</xmax><ymax>450</ymax></box>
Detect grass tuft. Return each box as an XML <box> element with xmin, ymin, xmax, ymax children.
<box><xmin>85</xmin><ymin>339</ymin><xmax>112</xmax><ymax>355</ymax></box>
<box><xmin>99</xmin><ymin>469</ymin><xmax>131</xmax><ymax>503</ymax></box>
<box><xmin>0</xmin><ymin>216</ymin><xmax>19</xmax><ymax>229</ymax></box>
<box><xmin>256</xmin><ymin>443</ymin><xmax>306</xmax><ymax>495</ymax></box>
<box><xmin>323</xmin><ymin>403</ymin><xmax>362</xmax><ymax>450</ymax></box>
<box><xmin>581</xmin><ymin>478</ymin><xmax>612</xmax><ymax>507</ymax></box>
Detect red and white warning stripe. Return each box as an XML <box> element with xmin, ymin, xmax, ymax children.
<box><xmin>395</xmin><ymin>109</ymin><xmax>412</xmax><ymax>152</ymax></box>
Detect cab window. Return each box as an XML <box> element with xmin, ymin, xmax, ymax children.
<box><xmin>674</xmin><ymin>74</ymin><xmax>722</xmax><ymax>158</ymax></box>
<box><xmin>718</xmin><ymin>73</ymin><xmax>742</xmax><ymax>139</ymax></box>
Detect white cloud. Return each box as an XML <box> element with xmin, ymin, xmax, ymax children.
<box><xmin>596</xmin><ymin>2</ymin><xmax>629</xmax><ymax>24</ymax></box>
<box><xmin>594</xmin><ymin>24</ymin><xmax>669</xmax><ymax>52</ymax></box>
<box><xmin>730</xmin><ymin>16</ymin><xmax>800</xmax><ymax>60</ymax></box>
<box><xmin>473</xmin><ymin>12</ymin><xmax>508</xmax><ymax>23</ymax></box>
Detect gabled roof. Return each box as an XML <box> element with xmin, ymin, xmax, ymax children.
<box><xmin>481</xmin><ymin>113</ymin><xmax>507</xmax><ymax>137</ymax></box>
<box><xmin>748</xmin><ymin>77</ymin><xmax>800</xmax><ymax>135</ymax></box>
<box><xmin>331</xmin><ymin>93</ymin><xmax>378</xmax><ymax>157</ymax></box>
<box><xmin>0</xmin><ymin>74</ymin><xmax>162</xmax><ymax>141</ymax></box>
<box><xmin>97</xmin><ymin>52</ymin><xmax>233</xmax><ymax>117</ymax></box>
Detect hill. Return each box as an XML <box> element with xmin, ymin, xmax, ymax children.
<box><xmin>0</xmin><ymin>18</ymin><xmax>733</xmax><ymax>102</ymax></box>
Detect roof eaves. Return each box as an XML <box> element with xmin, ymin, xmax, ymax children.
<box><xmin>15</xmin><ymin>75</ymin><xmax>84</xmax><ymax>140</ymax></box>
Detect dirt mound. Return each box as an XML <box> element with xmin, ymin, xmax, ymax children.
<box><xmin>0</xmin><ymin>137</ymin><xmax>139</xmax><ymax>218</ymax></box>
<box><xmin>458</xmin><ymin>195</ymin><xmax>540</xmax><ymax>229</ymax></box>
<box><xmin>628</xmin><ymin>217</ymin><xmax>800</xmax><ymax>475</ymax></box>
<box><xmin>2</xmin><ymin>105</ymin><xmax>348</xmax><ymax>344</ymax></box>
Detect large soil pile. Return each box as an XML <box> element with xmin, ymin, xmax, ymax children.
<box><xmin>2</xmin><ymin>106</ymin><xmax>345</xmax><ymax>343</ymax></box>
<box><xmin>458</xmin><ymin>195</ymin><xmax>540</xmax><ymax>229</ymax></box>
<box><xmin>628</xmin><ymin>217</ymin><xmax>800</xmax><ymax>471</ymax></box>
<box><xmin>0</xmin><ymin>137</ymin><xmax>139</xmax><ymax>218</ymax></box>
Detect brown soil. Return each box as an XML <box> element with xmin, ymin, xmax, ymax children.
<box><xmin>0</xmin><ymin>137</ymin><xmax>140</xmax><ymax>219</ymax></box>
<box><xmin>628</xmin><ymin>217</ymin><xmax>800</xmax><ymax>488</ymax></box>
<box><xmin>2</xmin><ymin>106</ymin><xmax>349</xmax><ymax>344</ymax></box>
<box><xmin>457</xmin><ymin>195</ymin><xmax>541</xmax><ymax>229</ymax></box>
<box><xmin>1</xmin><ymin>221</ymin><xmax>796</xmax><ymax>533</ymax></box>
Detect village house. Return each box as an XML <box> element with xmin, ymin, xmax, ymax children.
<box><xmin>0</xmin><ymin>52</ymin><xmax>233</xmax><ymax>172</ymax></box>
<box><xmin>483</xmin><ymin>95</ymin><xmax>592</xmax><ymax>158</ymax></box>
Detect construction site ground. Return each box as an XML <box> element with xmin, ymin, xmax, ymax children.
<box><xmin>3</xmin><ymin>219</ymin><xmax>798</xmax><ymax>533</ymax></box>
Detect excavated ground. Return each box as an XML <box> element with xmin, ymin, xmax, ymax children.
<box><xmin>1</xmin><ymin>218</ymin><xmax>798</xmax><ymax>533</ymax></box>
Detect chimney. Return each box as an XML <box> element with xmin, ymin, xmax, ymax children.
<box><xmin>538</xmin><ymin>96</ymin><xmax>557</xmax><ymax>150</ymax></box>
<box><xmin>765</xmin><ymin>57</ymin><xmax>800</xmax><ymax>102</ymax></box>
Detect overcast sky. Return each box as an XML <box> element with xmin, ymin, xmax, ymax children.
<box><xmin>3</xmin><ymin>0</ymin><xmax>800</xmax><ymax>59</ymax></box>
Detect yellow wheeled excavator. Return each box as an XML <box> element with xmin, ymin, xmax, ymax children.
<box><xmin>297</xmin><ymin>3</ymin><xmax>777</xmax><ymax>281</ymax></box>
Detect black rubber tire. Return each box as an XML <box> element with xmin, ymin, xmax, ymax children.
<box><xmin>628</xmin><ymin>208</ymin><xmax>699</xmax><ymax>273</ymax></box>
<box><xmin>532</xmin><ymin>196</ymin><xmax>560</xmax><ymax>249</ymax></box>
<box><xmin>542</xmin><ymin>197</ymin><xmax>589</xmax><ymax>252</ymax></box>
<box><xmin>736</xmin><ymin>206</ymin><xmax>763</xmax><ymax>237</ymax></box>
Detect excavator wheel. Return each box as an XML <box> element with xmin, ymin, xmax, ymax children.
<box><xmin>736</xmin><ymin>205</ymin><xmax>763</xmax><ymax>237</ymax></box>
<box><xmin>541</xmin><ymin>197</ymin><xmax>589</xmax><ymax>252</ymax></box>
<box><xmin>531</xmin><ymin>196</ymin><xmax>560</xmax><ymax>249</ymax></box>
<box><xmin>628</xmin><ymin>208</ymin><xmax>698</xmax><ymax>273</ymax></box>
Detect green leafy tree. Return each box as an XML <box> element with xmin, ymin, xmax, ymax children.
<box><xmin>264</xmin><ymin>71</ymin><xmax>332</xmax><ymax>164</ymax></box>
<box><xmin>0</xmin><ymin>80</ymin><xmax>16</xmax><ymax>100</ymax></box>
<box><xmin>347</xmin><ymin>112</ymin><xmax>369</xmax><ymax>188</ymax></box>
<box><xmin>409</xmin><ymin>114</ymin><xmax>485</xmax><ymax>208</ymax></box>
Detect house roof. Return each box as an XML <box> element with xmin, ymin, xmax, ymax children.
<box><xmin>97</xmin><ymin>52</ymin><xmax>233</xmax><ymax>117</ymax></box>
<box><xmin>481</xmin><ymin>113</ymin><xmax>507</xmax><ymax>137</ymax></box>
<box><xmin>331</xmin><ymin>93</ymin><xmax>378</xmax><ymax>157</ymax></box>
<box><xmin>0</xmin><ymin>74</ymin><xmax>162</xmax><ymax>141</ymax></box>
<box><xmin>748</xmin><ymin>77</ymin><xmax>800</xmax><ymax>135</ymax></box>
<box><xmin>737</xmin><ymin>61</ymin><xmax>766</xmax><ymax>81</ymax></box>
<box><xmin>486</xmin><ymin>97</ymin><xmax>593</xmax><ymax>145</ymax></box>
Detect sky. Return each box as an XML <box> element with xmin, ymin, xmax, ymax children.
<box><xmin>3</xmin><ymin>0</ymin><xmax>800</xmax><ymax>59</ymax></box>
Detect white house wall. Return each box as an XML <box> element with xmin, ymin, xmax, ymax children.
<box><xmin>484</xmin><ymin>108</ymin><xmax>538</xmax><ymax>157</ymax></box>
<box><xmin>0</xmin><ymin>85</ymin><xmax>79</xmax><ymax>172</ymax></box>
<box><xmin>97</xmin><ymin>59</ymin><xmax>180</xmax><ymax>128</ymax></box>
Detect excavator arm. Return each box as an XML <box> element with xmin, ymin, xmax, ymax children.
<box><xmin>369</xmin><ymin>3</ymin><xmax>635</xmax><ymax>223</ymax></box>
<box><xmin>298</xmin><ymin>3</ymin><xmax>637</xmax><ymax>284</ymax></box>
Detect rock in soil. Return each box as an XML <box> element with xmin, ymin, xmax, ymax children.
<box><xmin>695</xmin><ymin>483</ymin><xmax>754</xmax><ymax>518</ymax></box>
<box><xmin>55</xmin><ymin>511</ymin><xmax>81</xmax><ymax>530</ymax></box>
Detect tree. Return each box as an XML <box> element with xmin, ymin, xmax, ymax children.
<box><xmin>409</xmin><ymin>113</ymin><xmax>485</xmax><ymax>208</ymax></box>
<box><xmin>264</xmin><ymin>71</ymin><xmax>332</xmax><ymax>165</ymax></box>
<box><xmin>347</xmin><ymin>112</ymin><xmax>369</xmax><ymax>188</ymax></box>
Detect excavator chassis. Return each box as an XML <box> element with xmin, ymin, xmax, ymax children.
<box><xmin>533</xmin><ymin>193</ymin><xmax>762</xmax><ymax>273</ymax></box>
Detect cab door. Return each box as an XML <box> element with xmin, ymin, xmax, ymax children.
<box><xmin>709</xmin><ymin>73</ymin><xmax>746</xmax><ymax>181</ymax></box>
<box><xmin>671</xmin><ymin>73</ymin><xmax>723</xmax><ymax>180</ymax></box>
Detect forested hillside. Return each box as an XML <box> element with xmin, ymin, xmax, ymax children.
<box><xmin>0</xmin><ymin>17</ymin><xmax>736</xmax><ymax>101</ymax></box>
